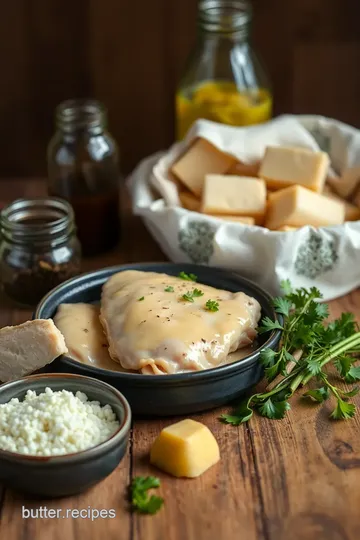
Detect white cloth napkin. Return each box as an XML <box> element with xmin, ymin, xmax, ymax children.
<box><xmin>128</xmin><ymin>115</ymin><xmax>360</xmax><ymax>301</ymax></box>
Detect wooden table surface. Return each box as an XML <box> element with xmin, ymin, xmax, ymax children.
<box><xmin>0</xmin><ymin>180</ymin><xmax>360</xmax><ymax>540</ymax></box>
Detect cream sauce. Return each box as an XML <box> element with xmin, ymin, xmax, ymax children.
<box><xmin>54</xmin><ymin>303</ymin><xmax>128</xmax><ymax>372</ymax></box>
<box><xmin>100</xmin><ymin>270</ymin><xmax>261</xmax><ymax>374</ymax></box>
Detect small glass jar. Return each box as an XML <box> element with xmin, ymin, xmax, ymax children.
<box><xmin>176</xmin><ymin>0</ymin><xmax>272</xmax><ymax>139</ymax></box>
<box><xmin>0</xmin><ymin>198</ymin><xmax>81</xmax><ymax>306</ymax></box>
<box><xmin>47</xmin><ymin>99</ymin><xmax>120</xmax><ymax>257</ymax></box>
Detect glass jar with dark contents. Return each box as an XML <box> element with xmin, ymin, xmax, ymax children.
<box><xmin>0</xmin><ymin>198</ymin><xmax>81</xmax><ymax>306</ymax></box>
<box><xmin>47</xmin><ymin>99</ymin><xmax>120</xmax><ymax>257</ymax></box>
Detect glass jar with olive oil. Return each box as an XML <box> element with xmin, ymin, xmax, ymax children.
<box><xmin>176</xmin><ymin>0</ymin><xmax>272</xmax><ymax>139</ymax></box>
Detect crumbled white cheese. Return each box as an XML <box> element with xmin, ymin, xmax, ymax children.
<box><xmin>0</xmin><ymin>387</ymin><xmax>120</xmax><ymax>456</ymax></box>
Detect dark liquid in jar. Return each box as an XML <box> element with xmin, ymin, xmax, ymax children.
<box><xmin>49</xmin><ymin>188</ymin><xmax>120</xmax><ymax>256</ymax></box>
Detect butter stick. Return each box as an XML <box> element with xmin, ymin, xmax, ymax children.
<box><xmin>259</xmin><ymin>146</ymin><xmax>329</xmax><ymax>192</ymax></box>
<box><xmin>170</xmin><ymin>138</ymin><xmax>235</xmax><ymax>197</ymax></box>
<box><xmin>202</xmin><ymin>175</ymin><xmax>266</xmax><ymax>224</ymax></box>
<box><xmin>266</xmin><ymin>185</ymin><xmax>345</xmax><ymax>230</ymax></box>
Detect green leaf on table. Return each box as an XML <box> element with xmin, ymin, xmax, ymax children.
<box><xmin>330</xmin><ymin>399</ymin><xmax>356</xmax><ymax>420</ymax></box>
<box><xmin>220</xmin><ymin>402</ymin><xmax>253</xmax><ymax>425</ymax></box>
<box><xmin>339</xmin><ymin>386</ymin><xmax>360</xmax><ymax>399</ymax></box>
<box><xmin>304</xmin><ymin>358</ymin><xmax>322</xmax><ymax>376</ymax></box>
<box><xmin>257</xmin><ymin>398</ymin><xmax>290</xmax><ymax>420</ymax></box>
<box><xmin>334</xmin><ymin>355</ymin><xmax>353</xmax><ymax>378</ymax></box>
<box><xmin>303</xmin><ymin>386</ymin><xmax>329</xmax><ymax>403</ymax></box>
<box><xmin>344</xmin><ymin>366</ymin><xmax>360</xmax><ymax>384</ymax></box>
<box><xmin>131</xmin><ymin>476</ymin><xmax>164</xmax><ymax>515</ymax></box>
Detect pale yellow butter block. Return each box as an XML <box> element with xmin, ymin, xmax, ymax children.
<box><xmin>323</xmin><ymin>185</ymin><xmax>360</xmax><ymax>222</ymax></box>
<box><xmin>150</xmin><ymin>419</ymin><xmax>220</xmax><ymax>478</ymax></box>
<box><xmin>202</xmin><ymin>175</ymin><xmax>266</xmax><ymax>224</ymax></box>
<box><xmin>207</xmin><ymin>215</ymin><xmax>255</xmax><ymax>225</ymax></box>
<box><xmin>179</xmin><ymin>191</ymin><xmax>201</xmax><ymax>212</ymax></box>
<box><xmin>266</xmin><ymin>185</ymin><xmax>345</xmax><ymax>230</ymax></box>
<box><xmin>259</xmin><ymin>146</ymin><xmax>329</xmax><ymax>192</ymax></box>
<box><xmin>328</xmin><ymin>166</ymin><xmax>360</xmax><ymax>199</ymax></box>
<box><xmin>170</xmin><ymin>138</ymin><xmax>235</xmax><ymax>197</ymax></box>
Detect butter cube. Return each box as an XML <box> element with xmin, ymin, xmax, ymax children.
<box><xmin>150</xmin><ymin>419</ymin><xmax>220</xmax><ymax>478</ymax></box>
<box><xmin>323</xmin><ymin>185</ymin><xmax>360</xmax><ymax>222</ymax></box>
<box><xmin>171</xmin><ymin>138</ymin><xmax>235</xmax><ymax>197</ymax></box>
<box><xmin>266</xmin><ymin>185</ymin><xmax>345</xmax><ymax>230</ymax></box>
<box><xmin>259</xmin><ymin>146</ymin><xmax>329</xmax><ymax>192</ymax></box>
<box><xmin>202</xmin><ymin>175</ymin><xmax>266</xmax><ymax>224</ymax></box>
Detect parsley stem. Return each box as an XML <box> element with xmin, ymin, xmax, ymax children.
<box><xmin>301</xmin><ymin>332</ymin><xmax>360</xmax><ymax>386</ymax></box>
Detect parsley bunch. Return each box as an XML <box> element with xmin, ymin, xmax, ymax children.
<box><xmin>221</xmin><ymin>280</ymin><xmax>360</xmax><ymax>425</ymax></box>
<box><xmin>130</xmin><ymin>476</ymin><xmax>164</xmax><ymax>514</ymax></box>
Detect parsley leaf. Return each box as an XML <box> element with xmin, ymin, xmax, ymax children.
<box><xmin>330</xmin><ymin>399</ymin><xmax>356</xmax><ymax>420</ymax></box>
<box><xmin>178</xmin><ymin>271</ymin><xmax>197</xmax><ymax>281</ymax></box>
<box><xmin>273</xmin><ymin>297</ymin><xmax>292</xmax><ymax>317</ymax></box>
<box><xmin>222</xmin><ymin>280</ymin><xmax>360</xmax><ymax>426</ymax></box>
<box><xmin>334</xmin><ymin>355</ymin><xmax>353</xmax><ymax>378</ymax></box>
<box><xmin>303</xmin><ymin>387</ymin><xmax>329</xmax><ymax>403</ymax></box>
<box><xmin>257</xmin><ymin>317</ymin><xmax>283</xmax><ymax>333</ymax></box>
<box><xmin>138</xmin><ymin>296</ymin><xmax>145</xmax><ymax>301</ymax></box>
<box><xmin>130</xmin><ymin>476</ymin><xmax>164</xmax><ymax>515</ymax></box>
<box><xmin>259</xmin><ymin>348</ymin><xmax>277</xmax><ymax>368</ymax></box>
<box><xmin>205</xmin><ymin>299</ymin><xmax>219</xmax><ymax>312</ymax></box>
<box><xmin>304</xmin><ymin>358</ymin><xmax>322</xmax><ymax>376</ymax></box>
<box><xmin>164</xmin><ymin>286</ymin><xmax>174</xmax><ymax>292</ymax></box>
<box><xmin>182</xmin><ymin>288</ymin><xmax>204</xmax><ymax>302</ymax></box>
<box><xmin>220</xmin><ymin>402</ymin><xmax>253</xmax><ymax>425</ymax></box>
<box><xmin>257</xmin><ymin>398</ymin><xmax>290</xmax><ymax>420</ymax></box>
<box><xmin>339</xmin><ymin>386</ymin><xmax>359</xmax><ymax>399</ymax></box>
<box><xmin>344</xmin><ymin>366</ymin><xmax>360</xmax><ymax>383</ymax></box>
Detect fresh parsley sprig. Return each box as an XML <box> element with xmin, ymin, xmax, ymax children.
<box><xmin>178</xmin><ymin>271</ymin><xmax>197</xmax><ymax>282</ymax></box>
<box><xmin>130</xmin><ymin>476</ymin><xmax>164</xmax><ymax>515</ymax></box>
<box><xmin>205</xmin><ymin>300</ymin><xmax>219</xmax><ymax>312</ymax></box>
<box><xmin>182</xmin><ymin>289</ymin><xmax>204</xmax><ymax>302</ymax></box>
<box><xmin>221</xmin><ymin>280</ymin><xmax>360</xmax><ymax>425</ymax></box>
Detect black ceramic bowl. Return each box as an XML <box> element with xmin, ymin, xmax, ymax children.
<box><xmin>0</xmin><ymin>374</ymin><xmax>131</xmax><ymax>497</ymax></box>
<box><xmin>35</xmin><ymin>263</ymin><xmax>281</xmax><ymax>416</ymax></box>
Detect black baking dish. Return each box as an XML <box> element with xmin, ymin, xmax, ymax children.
<box><xmin>35</xmin><ymin>263</ymin><xmax>282</xmax><ymax>416</ymax></box>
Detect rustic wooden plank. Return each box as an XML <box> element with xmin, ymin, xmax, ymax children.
<box><xmin>88</xmin><ymin>0</ymin><xmax>182</xmax><ymax>173</ymax></box>
<box><xmin>252</xmin><ymin>0</ymin><xmax>295</xmax><ymax>116</ymax></box>
<box><xmin>243</xmin><ymin>290</ymin><xmax>360</xmax><ymax>540</ymax></box>
<box><xmin>132</xmin><ymin>410</ymin><xmax>266</xmax><ymax>540</ymax></box>
<box><xmin>0</xmin><ymin>458</ymin><xmax>132</xmax><ymax>540</ymax></box>
<box><xmin>293</xmin><ymin>42</ymin><xmax>360</xmax><ymax>128</ymax></box>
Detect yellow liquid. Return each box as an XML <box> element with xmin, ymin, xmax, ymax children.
<box><xmin>176</xmin><ymin>81</ymin><xmax>272</xmax><ymax>140</ymax></box>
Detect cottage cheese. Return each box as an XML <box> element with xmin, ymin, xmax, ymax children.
<box><xmin>0</xmin><ymin>387</ymin><xmax>120</xmax><ymax>456</ymax></box>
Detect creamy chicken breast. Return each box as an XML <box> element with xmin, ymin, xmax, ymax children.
<box><xmin>54</xmin><ymin>303</ymin><xmax>128</xmax><ymax>372</ymax></box>
<box><xmin>100</xmin><ymin>270</ymin><xmax>261</xmax><ymax>374</ymax></box>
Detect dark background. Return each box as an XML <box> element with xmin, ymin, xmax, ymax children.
<box><xmin>1</xmin><ymin>0</ymin><xmax>360</xmax><ymax>177</ymax></box>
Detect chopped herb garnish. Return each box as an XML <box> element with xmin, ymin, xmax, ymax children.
<box><xmin>164</xmin><ymin>286</ymin><xmax>174</xmax><ymax>292</ymax></box>
<box><xmin>130</xmin><ymin>476</ymin><xmax>164</xmax><ymax>515</ymax></box>
<box><xmin>221</xmin><ymin>279</ymin><xmax>360</xmax><ymax>425</ymax></box>
<box><xmin>181</xmin><ymin>288</ymin><xmax>204</xmax><ymax>303</ymax></box>
<box><xmin>178</xmin><ymin>271</ymin><xmax>197</xmax><ymax>282</ymax></box>
<box><xmin>205</xmin><ymin>300</ymin><xmax>219</xmax><ymax>312</ymax></box>
<box><xmin>138</xmin><ymin>296</ymin><xmax>145</xmax><ymax>301</ymax></box>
